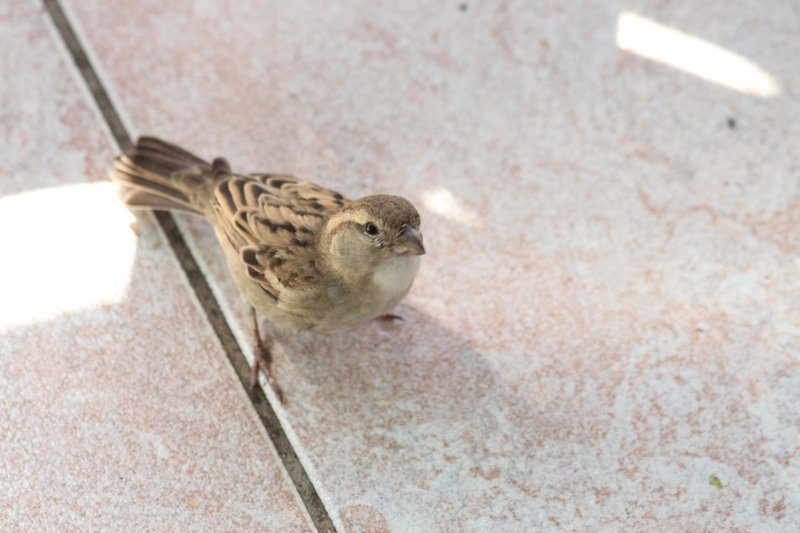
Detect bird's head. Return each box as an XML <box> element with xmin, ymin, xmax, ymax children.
<box><xmin>318</xmin><ymin>195</ymin><xmax>425</xmax><ymax>286</ymax></box>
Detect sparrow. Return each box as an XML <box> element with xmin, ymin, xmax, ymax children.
<box><xmin>110</xmin><ymin>137</ymin><xmax>425</xmax><ymax>401</ymax></box>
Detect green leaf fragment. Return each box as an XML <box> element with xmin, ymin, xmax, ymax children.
<box><xmin>709</xmin><ymin>474</ymin><xmax>723</xmax><ymax>489</ymax></box>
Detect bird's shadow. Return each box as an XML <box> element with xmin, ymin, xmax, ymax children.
<box><xmin>264</xmin><ymin>302</ymin><xmax>552</xmax><ymax>476</ymax></box>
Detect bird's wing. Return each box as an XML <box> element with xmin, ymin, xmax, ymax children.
<box><xmin>211</xmin><ymin>161</ymin><xmax>349</xmax><ymax>301</ymax></box>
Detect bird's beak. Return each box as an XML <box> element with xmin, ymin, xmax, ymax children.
<box><xmin>392</xmin><ymin>226</ymin><xmax>425</xmax><ymax>256</ymax></box>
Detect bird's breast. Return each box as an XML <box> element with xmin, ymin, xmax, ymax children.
<box><xmin>290</xmin><ymin>255</ymin><xmax>421</xmax><ymax>332</ymax></box>
<box><xmin>371</xmin><ymin>255</ymin><xmax>421</xmax><ymax>299</ymax></box>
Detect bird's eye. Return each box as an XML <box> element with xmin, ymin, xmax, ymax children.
<box><xmin>364</xmin><ymin>222</ymin><xmax>379</xmax><ymax>236</ymax></box>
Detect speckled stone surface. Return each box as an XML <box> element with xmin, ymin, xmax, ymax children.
<box><xmin>0</xmin><ymin>4</ymin><xmax>312</xmax><ymax>530</ymax></box>
<box><xmin>66</xmin><ymin>0</ymin><xmax>799</xmax><ymax>530</ymax></box>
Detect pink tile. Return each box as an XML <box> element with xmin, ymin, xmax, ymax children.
<box><xmin>66</xmin><ymin>0</ymin><xmax>800</xmax><ymax>529</ymax></box>
<box><xmin>0</xmin><ymin>3</ymin><xmax>312</xmax><ymax>530</ymax></box>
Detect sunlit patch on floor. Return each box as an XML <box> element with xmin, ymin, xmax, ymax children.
<box><xmin>0</xmin><ymin>182</ymin><xmax>137</xmax><ymax>329</ymax></box>
<box><xmin>616</xmin><ymin>11</ymin><xmax>781</xmax><ymax>97</ymax></box>
<box><xmin>421</xmin><ymin>186</ymin><xmax>480</xmax><ymax>227</ymax></box>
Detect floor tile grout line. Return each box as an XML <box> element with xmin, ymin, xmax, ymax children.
<box><xmin>41</xmin><ymin>1</ymin><xmax>336</xmax><ymax>530</ymax></box>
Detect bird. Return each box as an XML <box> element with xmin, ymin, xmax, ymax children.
<box><xmin>110</xmin><ymin>137</ymin><xmax>425</xmax><ymax>401</ymax></box>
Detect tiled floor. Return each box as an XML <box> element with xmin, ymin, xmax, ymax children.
<box><xmin>2</xmin><ymin>0</ymin><xmax>799</xmax><ymax>531</ymax></box>
<box><xmin>0</xmin><ymin>3</ymin><xmax>312</xmax><ymax>531</ymax></box>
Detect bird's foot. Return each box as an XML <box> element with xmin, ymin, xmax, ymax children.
<box><xmin>376</xmin><ymin>313</ymin><xmax>405</xmax><ymax>323</ymax></box>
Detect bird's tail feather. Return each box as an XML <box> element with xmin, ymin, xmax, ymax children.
<box><xmin>109</xmin><ymin>136</ymin><xmax>212</xmax><ymax>215</ymax></box>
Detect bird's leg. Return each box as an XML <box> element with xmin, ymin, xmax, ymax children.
<box><xmin>250</xmin><ymin>309</ymin><xmax>284</xmax><ymax>403</ymax></box>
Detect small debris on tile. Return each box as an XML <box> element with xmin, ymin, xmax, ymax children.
<box><xmin>727</xmin><ymin>117</ymin><xmax>736</xmax><ymax>129</ymax></box>
<box><xmin>709</xmin><ymin>474</ymin><xmax>723</xmax><ymax>489</ymax></box>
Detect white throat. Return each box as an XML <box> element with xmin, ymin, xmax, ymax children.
<box><xmin>372</xmin><ymin>255</ymin><xmax>421</xmax><ymax>295</ymax></box>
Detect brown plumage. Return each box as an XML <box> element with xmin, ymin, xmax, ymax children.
<box><xmin>110</xmin><ymin>137</ymin><xmax>425</xmax><ymax>400</ymax></box>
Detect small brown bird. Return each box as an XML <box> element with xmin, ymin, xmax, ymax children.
<box><xmin>110</xmin><ymin>137</ymin><xmax>425</xmax><ymax>401</ymax></box>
